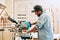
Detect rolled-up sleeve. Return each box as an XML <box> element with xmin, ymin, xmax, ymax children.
<box><xmin>35</xmin><ymin>16</ymin><xmax>47</xmax><ymax>29</ymax></box>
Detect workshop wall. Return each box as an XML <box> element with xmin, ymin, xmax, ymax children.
<box><xmin>0</xmin><ymin>0</ymin><xmax>60</xmax><ymax>40</ymax></box>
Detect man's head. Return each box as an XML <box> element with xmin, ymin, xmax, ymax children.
<box><xmin>32</xmin><ymin>5</ymin><xmax>43</xmax><ymax>17</ymax></box>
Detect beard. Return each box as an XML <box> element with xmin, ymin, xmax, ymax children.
<box><xmin>37</xmin><ymin>13</ymin><xmax>42</xmax><ymax>17</ymax></box>
<box><xmin>37</xmin><ymin>13</ymin><xmax>43</xmax><ymax>17</ymax></box>
<box><xmin>37</xmin><ymin>14</ymin><xmax>40</xmax><ymax>17</ymax></box>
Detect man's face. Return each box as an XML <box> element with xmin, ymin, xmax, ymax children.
<box><xmin>35</xmin><ymin>10</ymin><xmax>41</xmax><ymax>16</ymax></box>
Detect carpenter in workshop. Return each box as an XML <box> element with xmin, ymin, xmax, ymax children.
<box><xmin>24</xmin><ymin>5</ymin><xmax>54</xmax><ymax>40</ymax></box>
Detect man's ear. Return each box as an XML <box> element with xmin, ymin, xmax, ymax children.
<box><xmin>39</xmin><ymin>10</ymin><xmax>42</xmax><ymax>13</ymax></box>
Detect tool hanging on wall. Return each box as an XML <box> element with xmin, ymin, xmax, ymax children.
<box><xmin>0</xmin><ymin>3</ymin><xmax>6</xmax><ymax>15</ymax></box>
<box><xmin>0</xmin><ymin>3</ymin><xmax>12</xmax><ymax>26</ymax></box>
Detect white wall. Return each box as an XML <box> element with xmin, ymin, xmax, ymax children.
<box><xmin>5</xmin><ymin>0</ymin><xmax>13</xmax><ymax>18</ymax></box>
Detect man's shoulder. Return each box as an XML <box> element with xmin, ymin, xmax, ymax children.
<box><xmin>39</xmin><ymin>12</ymin><xmax>50</xmax><ymax>20</ymax></box>
<box><xmin>40</xmin><ymin>12</ymin><xmax>49</xmax><ymax>17</ymax></box>
<box><xmin>43</xmin><ymin>12</ymin><xmax>50</xmax><ymax>16</ymax></box>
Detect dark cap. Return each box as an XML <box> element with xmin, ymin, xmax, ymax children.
<box><xmin>32</xmin><ymin>5</ymin><xmax>43</xmax><ymax>12</ymax></box>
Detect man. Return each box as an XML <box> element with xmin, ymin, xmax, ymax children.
<box><xmin>24</xmin><ymin>5</ymin><xmax>53</xmax><ymax>40</ymax></box>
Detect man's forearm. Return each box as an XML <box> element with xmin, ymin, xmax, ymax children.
<box><xmin>31</xmin><ymin>22</ymin><xmax>37</xmax><ymax>25</ymax></box>
<box><xmin>28</xmin><ymin>27</ymin><xmax>37</xmax><ymax>32</ymax></box>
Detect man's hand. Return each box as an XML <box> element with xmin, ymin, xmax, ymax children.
<box><xmin>22</xmin><ymin>30</ymin><xmax>29</xmax><ymax>33</ymax></box>
<box><xmin>22</xmin><ymin>26</ymin><xmax>37</xmax><ymax>33</ymax></box>
<box><xmin>31</xmin><ymin>22</ymin><xmax>37</xmax><ymax>25</ymax></box>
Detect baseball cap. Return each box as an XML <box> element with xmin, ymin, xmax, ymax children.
<box><xmin>32</xmin><ymin>5</ymin><xmax>43</xmax><ymax>12</ymax></box>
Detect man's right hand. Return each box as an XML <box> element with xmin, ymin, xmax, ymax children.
<box><xmin>31</xmin><ymin>22</ymin><xmax>37</xmax><ymax>25</ymax></box>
